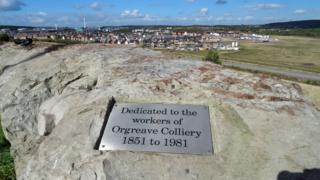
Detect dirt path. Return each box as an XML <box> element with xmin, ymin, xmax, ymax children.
<box><xmin>223</xmin><ymin>60</ymin><xmax>320</xmax><ymax>82</ymax></box>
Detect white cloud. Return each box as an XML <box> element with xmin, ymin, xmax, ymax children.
<box><xmin>200</xmin><ymin>8</ymin><xmax>208</xmax><ymax>16</ymax></box>
<box><xmin>213</xmin><ymin>14</ymin><xmax>254</xmax><ymax>22</ymax></box>
<box><xmin>90</xmin><ymin>2</ymin><xmax>102</xmax><ymax>11</ymax></box>
<box><xmin>143</xmin><ymin>14</ymin><xmax>152</xmax><ymax>20</ymax></box>
<box><xmin>74</xmin><ymin>2</ymin><xmax>107</xmax><ymax>11</ymax></box>
<box><xmin>244</xmin><ymin>16</ymin><xmax>254</xmax><ymax>20</ymax></box>
<box><xmin>294</xmin><ymin>9</ymin><xmax>306</xmax><ymax>14</ymax></box>
<box><xmin>186</xmin><ymin>0</ymin><xmax>196</xmax><ymax>2</ymax></box>
<box><xmin>28</xmin><ymin>12</ymin><xmax>48</xmax><ymax>24</ymax></box>
<box><xmin>246</xmin><ymin>3</ymin><xmax>282</xmax><ymax>10</ymax></box>
<box><xmin>121</xmin><ymin>9</ymin><xmax>145</xmax><ymax>18</ymax></box>
<box><xmin>178</xmin><ymin>17</ymin><xmax>189</xmax><ymax>21</ymax></box>
<box><xmin>38</xmin><ymin>12</ymin><xmax>47</xmax><ymax>16</ymax></box>
<box><xmin>0</xmin><ymin>0</ymin><xmax>25</xmax><ymax>11</ymax></box>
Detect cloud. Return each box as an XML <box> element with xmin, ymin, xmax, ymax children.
<box><xmin>186</xmin><ymin>0</ymin><xmax>196</xmax><ymax>3</ymax></box>
<box><xmin>90</xmin><ymin>2</ymin><xmax>102</xmax><ymax>11</ymax></box>
<box><xmin>243</xmin><ymin>16</ymin><xmax>254</xmax><ymax>20</ymax></box>
<box><xmin>37</xmin><ymin>12</ymin><xmax>47</xmax><ymax>16</ymax></box>
<box><xmin>294</xmin><ymin>9</ymin><xmax>306</xmax><ymax>14</ymax></box>
<box><xmin>121</xmin><ymin>9</ymin><xmax>145</xmax><ymax>18</ymax></box>
<box><xmin>246</xmin><ymin>3</ymin><xmax>282</xmax><ymax>10</ymax></box>
<box><xmin>211</xmin><ymin>14</ymin><xmax>254</xmax><ymax>22</ymax></box>
<box><xmin>74</xmin><ymin>2</ymin><xmax>111</xmax><ymax>11</ymax></box>
<box><xmin>28</xmin><ymin>12</ymin><xmax>48</xmax><ymax>24</ymax></box>
<box><xmin>200</xmin><ymin>8</ymin><xmax>208</xmax><ymax>16</ymax></box>
<box><xmin>216</xmin><ymin>0</ymin><xmax>227</xmax><ymax>5</ymax></box>
<box><xmin>0</xmin><ymin>0</ymin><xmax>25</xmax><ymax>11</ymax></box>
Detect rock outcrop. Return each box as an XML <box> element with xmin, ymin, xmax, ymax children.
<box><xmin>0</xmin><ymin>43</ymin><xmax>319</xmax><ymax>180</ymax></box>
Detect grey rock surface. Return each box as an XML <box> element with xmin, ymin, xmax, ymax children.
<box><xmin>0</xmin><ymin>43</ymin><xmax>319</xmax><ymax>180</ymax></box>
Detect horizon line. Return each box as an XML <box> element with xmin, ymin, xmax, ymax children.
<box><xmin>1</xmin><ymin>19</ymin><xmax>319</xmax><ymax>28</ymax></box>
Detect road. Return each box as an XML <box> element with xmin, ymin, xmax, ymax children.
<box><xmin>223</xmin><ymin>60</ymin><xmax>320</xmax><ymax>82</ymax></box>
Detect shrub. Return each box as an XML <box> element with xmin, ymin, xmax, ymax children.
<box><xmin>0</xmin><ymin>33</ymin><xmax>10</xmax><ymax>42</ymax></box>
<box><xmin>204</xmin><ymin>50</ymin><xmax>221</xmax><ymax>65</ymax></box>
<box><xmin>0</xmin><ymin>117</ymin><xmax>16</xmax><ymax>180</ymax></box>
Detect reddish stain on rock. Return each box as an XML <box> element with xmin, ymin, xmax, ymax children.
<box><xmin>258</xmin><ymin>73</ymin><xmax>271</xmax><ymax>79</ymax></box>
<box><xmin>161</xmin><ymin>79</ymin><xmax>173</xmax><ymax>86</ymax></box>
<box><xmin>267</xmin><ymin>96</ymin><xmax>290</xmax><ymax>102</ymax></box>
<box><xmin>253</xmin><ymin>81</ymin><xmax>272</xmax><ymax>91</ymax></box>
<box><xmin>224</xmin><ymin>77</ymin><xmax>240</xmax><ymax>85</ymax></box>
<box><xmin>211</xmin><ymin>88</ymin><xmax>255</xmax><ymax>100</ymax></box>
<box><xmin>198</xmin><ymin>66</ymin><xmax>210</xmax><ymax>73</ymax></box>
<box><xmin>233</xmin><ymin>93</ymin><xmax>255</xmax><ymax>100</ymax></box>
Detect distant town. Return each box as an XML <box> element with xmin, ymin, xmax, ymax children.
<box><xmin>1</xmin><ymin>24</ymin><xmax>275</xmax><ymax>51</ymax></box>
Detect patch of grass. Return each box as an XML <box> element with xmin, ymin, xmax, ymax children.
<box><xmin>297</xmin><ymin>82</ymin><xmax>320</xmax><ymax>109</ymax></box>
<box><xmin>220</xmin><ymin>36</ymin><xmax>320</xmax><ymax>73</ymax></box>
<box><xmin>0</xmin><ymin>117</ymin><xmax>16</xmax><ymax>180</ymax></box>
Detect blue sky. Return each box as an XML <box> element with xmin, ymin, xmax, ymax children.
<box><xmin>0</xmin><ymin>0</ymin><xmax>319</xmax><ymax>26</ymax></box>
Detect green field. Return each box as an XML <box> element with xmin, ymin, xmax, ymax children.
<box><xmin>157</xmin><ymin>36</ymin><xmax>320</xmax><ymax>73</ymax></box>
<box><xmin>0</xmin><ymin>117</ymin><xmax>15</xmax><ymax>180</ymax></box>
<box><xmin>221</xmin><ymin>36</ymin><xmax>320</xmax><ymax>73</ymax></box>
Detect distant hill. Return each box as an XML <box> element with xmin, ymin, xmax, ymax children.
<box><xmin>264</xmin><ymin>20</ymin><xmax>320</xmax><ymax>29</ymax></box>
<box><xmin>0</xmin><ymin>25</ymin><xmax>34</xmax><ymax>30</ymax></box>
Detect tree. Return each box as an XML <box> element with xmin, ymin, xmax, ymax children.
<box><xmin>204</xmin><ymin>50</ymin><xmax>221</xmax><ymax>65</ymax></box>
<box><xmin>0</xmin><ymin>33</ymin><xmax>10</xmax><ymax>42</ymax></box>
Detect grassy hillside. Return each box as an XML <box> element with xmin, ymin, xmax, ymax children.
<box><xmin>257</xmin><ymin>28</ymin><xmax>320</xmax><ymax>38</ymax></box>
<box><xmin>157</xmin><ymin>36</ymin><xmax>320</xmax><ymax>75</ymax></box>
<box><xmin>264</xmin><ymin>20</ymin><xmax>320</xmax><ymax>29</ymax></box>
<box><xmin>221</xmin><ymin>36</ymin><xmax>320</xmax><ymax>73</ymax></box>
<box><xmin>0</xmin><ymin>117</ymin><xmax>15</xmax><ymax>180</ymax></box>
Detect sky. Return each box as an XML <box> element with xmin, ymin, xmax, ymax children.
<box><xmin>0</xmin><ymin>0</ymin><xmax>319</xmax><ymax>27</ymax></box>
